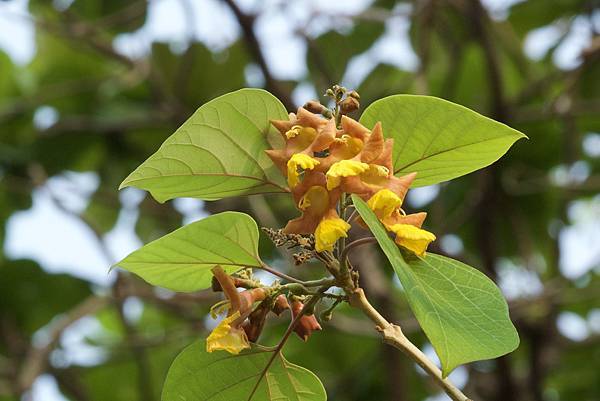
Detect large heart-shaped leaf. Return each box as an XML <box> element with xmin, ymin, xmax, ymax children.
<box><xmin>120</xmin><ymin>88</ymin><xmax>289</xmax><ymax>202</ymax></box>
<box><xmin>114</xmin><ymin>212</ymin><xmax>261</xmax><ymax>292</ymax></box>
<box><xmin>352</xmin><ymin>195</ymin><xmax>519</xmax><ymax>376</ymax></box>
<box><xmin>359</xmin><ymin>95</ymin><xmax>527</xmax><ymax>187</ymax></box>
<box><xmin>162</xmin><ymin>340</ymin><xmax>327</xmax><ymax>401</ymax></box>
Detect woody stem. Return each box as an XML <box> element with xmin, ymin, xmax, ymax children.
<box><xmin>348</xmin><ymin>288</ymin><xmax>472</xmax><ymax>401</ymax></box>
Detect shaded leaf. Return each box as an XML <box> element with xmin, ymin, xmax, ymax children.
<box><xmin>114</xmin><ymin>212</ymin><xmax>261</xmax><ymax>292</ymax></box>
<box><xmin>162</xmin><ymin>340</ymin><xmax>327</xmax><ymax>401</ymax></box>
<box><xmin>352</xmin><ymin>195</ymin><xmax>519</xmax><ymax>376</ymax></box>
<box><xmin>120</xmin><ymin>88</ymin><xmax>289</xmax><ymax>202</ymax></box>
<box><xmin>359</xmin><ymin>95</ymin><xmax>527</xmax><ymax>187</ymax></box>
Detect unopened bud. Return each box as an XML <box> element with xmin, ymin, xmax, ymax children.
<box><xmin>243</xmin><ymin>303</ymin><xmax>269</xmax><ymax>342</ymax></box>
<box><xmin>340</xmin><ymin>97</ymin><xmax>360</xmax><ymax>114</ymax></box>
<box><xmin>291</xmin><ymin>300</ymin><xmax>322</xmax><ymax>341</ymax></box>
<box><xmin>303</xmin><ymin>100</ymin><xmax>325</xmax><ymax>114</ymax></box>
<box><xmin>347</xmin><ymin>90</ymin><xmax>360</xmax><ymax>100</ymax></box>
<box><xmin>272</xmin><ymin>294</ymin><xmax>290</xmax><ymax>316</ymax></box>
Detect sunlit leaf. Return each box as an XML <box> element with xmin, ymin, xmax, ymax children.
<box><xmin>359</xmin><ymin>95</ymin><xmax>527</xmax><ymax>187</ymax></box>
<box><xmin>162</xmin><ymin>340</ymin><xmax>327</xmax><ymax>401</ymax></box>
<box><xmin>114</xmin><ymin>212</ymin><xmax>261</xmax><ymax>292</ymax></box>
<box><xmin>353</xmin><ymin>195</ymin><xmax>520</xmax><ymax>376</ymax></box>
<box><xmin>120</xmin><ymin>88</ymin><xmax>289</xmax><ymax>202</ymax></box>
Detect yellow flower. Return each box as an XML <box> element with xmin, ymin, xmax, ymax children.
<box><xmin>326</xmin><ymin>160</ymin><xmax>370</xmax><ymax>190</ymax></box>
<box><xmin>206</xmin><ymin>312</ymin><xmax>250</xmax><ymax>355</ymax></box>
<box><xmin>333</xmin><ymin>134</ymin><xmax>363</xmax><ymax>159</ymax></box>
<box><xmin>315</xmin><ymin>217</ymin><xmax>351</xmax><ymax>252</ymax></box>
<box><xmin>388</xmin><ymin>224</ymin><xmax>436</xmax><ymax>257</ymax></box>
<box><xmin>287</xmin><ymin>154</ymin><xmax>320</xmax><ymax>188</ymax></box>
<box><xmin>367</xmin><ymin>189</ymin><xmax>402</xmax><ymax>220</ymax></box>
<box><xmin>285</xmin><ymin>125</ymin><xmax>317</xmax><ymax>141</ymax></box>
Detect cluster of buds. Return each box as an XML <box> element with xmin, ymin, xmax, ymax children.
<box><xmin>261</xmin><ymin>227</ymin><xmax>316</xmax><ymax>265</ymax></box>
<box><xmin>265</xmin><ymin>90</ymin><xmax>436</xmax><ymax>256</ymax></box>
<box><xmin>206</xmin><ymin>266</ymin><xmax>321</xmax><ymax>354</ymax></box>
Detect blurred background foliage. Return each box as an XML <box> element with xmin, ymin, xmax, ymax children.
<box><xmin>0</xmin><ymin>0</ymin><xmax>598</xmax><ymax>401</ymax></box>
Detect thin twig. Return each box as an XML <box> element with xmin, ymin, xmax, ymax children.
<box><xmin>348</xmin><ymin>289</ymin><xmax>471</xmax><ymax>401</ymax></box>
<box><xmin>257</xmin><ymin>261</ymin><xmax>305</xmax><ymax>284</ymax></box>
<box><xmin>247</xmin><ymin>294</ymin><xmax>323</xmax><ymax>401</ymax></box>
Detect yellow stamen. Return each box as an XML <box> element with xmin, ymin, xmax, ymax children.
<box><xmin>326</xmin><ymin>160</ymin><xmax>370</xmax><ymax>190</ymax></box>
<box><xmin>388</xmin><ymin>224</ymin><xmax>436</xmax><ymax>257</ymax></box>
<box><xmin>314</xmin><ymin>217</ymin><xmax>351</xmax><ymax>252</ymax></box>
<box><xmin>206</xmin><ymin>311</ymin><xmax>250</xmax><ymax>355</ymax></box>
<box><xmin>285</xmin><ymin>125</ymin><xmax>302</xmax><ymax>139</ymax></box>
<box><xmin>287</xmin><ymin>154</ymin><xmax>320</xmax><ymax>188</ymax></box>
<box><xmin>298</xmin><ymin>186</ymin><xmax>329</xmax><ymax>213</ymax></box>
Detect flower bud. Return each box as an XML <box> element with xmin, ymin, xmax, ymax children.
<box><xmin>347</xmin><ymin>90</ymin><xmax>360</xmax><ymax>100</ymax></box>
<box><xmin>272</xmin><ymin>294</ymin><xmax>290</xmax><ymax>316</ymax></box>
<box><xmin>340</xmin><ymin>97</ymin><xmax>360</xmax><ymax>114</ymax></box>
<box><xmin>303</xmin><ymin>100</ymin><xmax>326</xmax><ymax>114</ymax></box>
<box><xmin>291</xmin><ymin>300</ymin><xmax>322</xmax><ymax>341</ymax></box>
<box><xmin>242</xmin><ymin>303</ymin><xmax>270</xmax><ymax>342</ymax></box>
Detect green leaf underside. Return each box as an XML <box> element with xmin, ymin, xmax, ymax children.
<box><xmin>359</xmin><ymin>95</ymin><xmax>527</xmax><ymax>187</ymax></box>
<box><xmin>120</xmin><ymin>88</ymin><xmax>289</xmax><ymax>202</ymax></box>
<box><xmin>114</xmin><ymin>212</ymin><xmax>261</xmax><ymax>292</ymax></box>
<box><xmin>352</xmin><ymin>195</ymin><xmax>519</xmax><ymax>376</ymax></box>
<box><xmin>162</xmin><ymin>340</ymin><xmax>327</xmax><ymax>401</ymax></box>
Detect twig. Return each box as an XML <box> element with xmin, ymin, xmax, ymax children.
<box><xmin>257</xmin><ymin>261</ymin><xmax>306</xmax><ymax>284</ymax></box>
<box><xmin>247</xmin><ymin>293</ymin><xmax>323</xmax><ymax>401</ymax></box>
<box><xmin>348</xmin><ymin>289</ymin><xmax>471</xmax><ymax>401</ymax></box>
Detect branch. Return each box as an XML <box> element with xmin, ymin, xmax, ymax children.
<box><xmin>348</xmin><ymin>288</ymin><xmax>471</xmax><ymax>401</ymax></box>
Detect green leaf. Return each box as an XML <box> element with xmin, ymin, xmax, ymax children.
<box><xmin>114</xmin><ymin>212</ymin><xmax>261</xmax><ymax>292</ymax></box>
<box><xmin>120</xmin><ymin>88</ymin><xmax>289</xmax><ymax>202</ymax></box>
<box><xmin>352</xmin><ymin>195</ymin><xmax>519</xmax><ymax>376</ymax></box>
<box><xmin>162</xmin><ymin>340</ymin><xmax>327</xmax><ymax>401</ymax></box>
<box><xmin>359</xmin><ymin>95</ymin><xmax>527</xmax><ymax>187</ymax></box>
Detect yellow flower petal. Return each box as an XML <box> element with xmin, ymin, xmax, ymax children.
<box><xmin>315</xmin><ymin>217</ymin><xmax>351</xmax><ymax>252</ymax></box>
<box><xmin>326</xmin><ymin>160</ymin><xmax>370</xmax><ymax>190</ymax></box>
<box><xmin>388</xmin><ymin>224</ymin><xmax>436</xmax><ymax>257</ymax></box>
<box><xmin>367</xmin><ymin>189</ymin><xmax>402</xmax><ymax>220</ymax></box>
<box><xmin>287</xmin><ymin>154</ymin><xmax>320</xmax><ymax>188</ymax></box>
<box><xmin>206</xmin><ymin>312</ymin><xmax>250</xmax><ymax>355</ymax></box>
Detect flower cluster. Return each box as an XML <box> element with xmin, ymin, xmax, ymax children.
<box><xmin>206</xmin><ymin>267</ymin><xmax>320</xmax><ymax>354</ymax></box>
<box><xmin>266</xmin><ymin>106</ymin><xmax>436</xmax><ymax>256</ymax></box>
